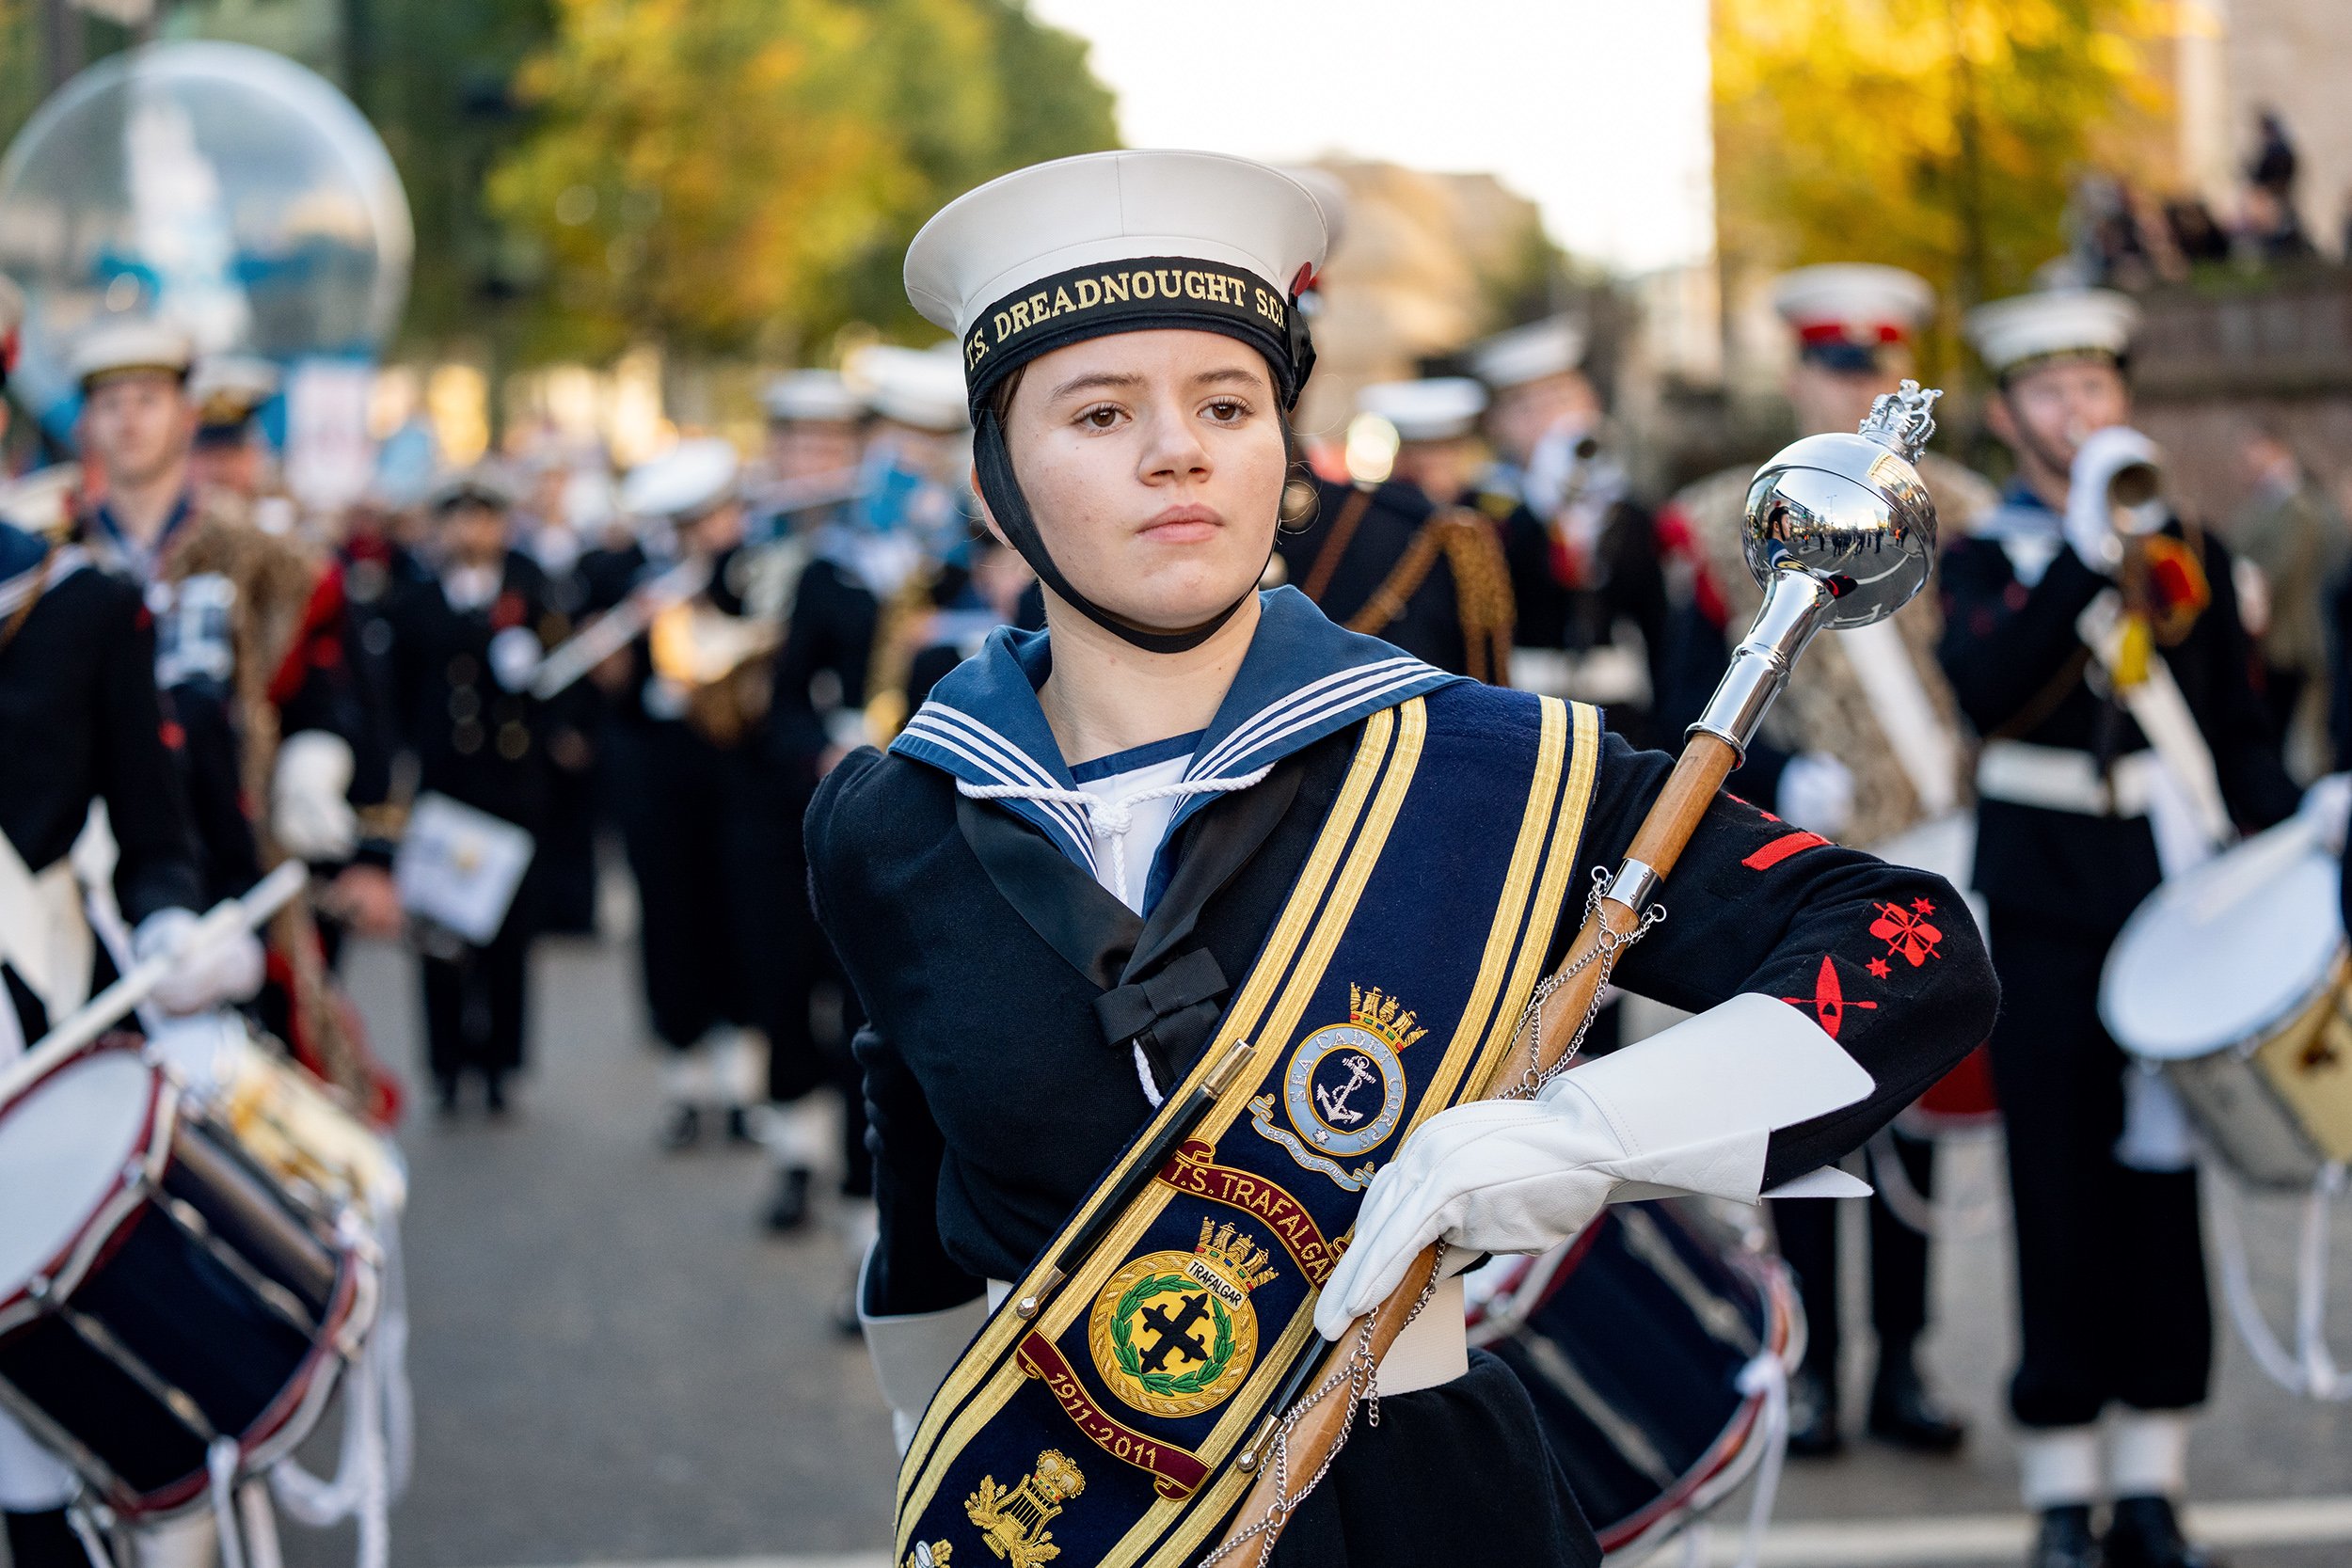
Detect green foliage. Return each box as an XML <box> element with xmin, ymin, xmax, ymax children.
<box><xmin>486</xmin><ymin>0</ymin><xmax>1117</xmax><ymax>364</ymax></box>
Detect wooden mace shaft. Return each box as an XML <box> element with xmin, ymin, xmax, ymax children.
<box><xmin>1215</xmin><ymin>732</ymin><xmax>1740</xmax><ymax>1557</ymax></box>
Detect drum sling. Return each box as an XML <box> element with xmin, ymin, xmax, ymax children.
<box><xmin>896</xmin><ymin>694</ymin><xmax>1603</xmax><ymax>1568</ymax></box>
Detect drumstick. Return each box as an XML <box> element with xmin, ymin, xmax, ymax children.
<box><xmin>0</xmin><ymin>861</ymin><xmax>308</xmax><ymax>1101</ymax></box>
<box><xmin>1207</xmin><ymin>384</ymin><xmax>1948</xmax><ymax>1563</ymax></box>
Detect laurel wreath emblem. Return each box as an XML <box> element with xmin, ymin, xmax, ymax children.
<box><xmin>1107</xmin><ymin>1274</ymin><xmax>1235</xmax><ymax>1398</ymax></box>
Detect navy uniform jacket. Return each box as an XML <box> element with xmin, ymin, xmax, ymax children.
<box><xmin>0</xmin><ymin>528</ymin><xmax>201</xmax><ymax>926</ymax></box>
<box><xmin>807</xmin><ymin>589</ymin><xmax>1996</xmax><ymax>1562</ymax></box>
<box><xmin>1276</xmin><ymin>478</ymin><xmax>1474</xmax><ymax>676</ymax></box>
<box><xmin>1939</xmin><ymin>494</ymin><xmax>2298</xmax><ymax>937</ymax></box>
<box><xmin>384</xmin><ymin>551</ymin><xmax>565</xmax><ymax>828</ymax></box>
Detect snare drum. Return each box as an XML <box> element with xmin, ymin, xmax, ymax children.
<box><xmin>0</xmin><ymin>1040</ymin><xmax>379</xmax><ymax>1518</ymax></box>
<box><xmin>2103</xmin><ymin>816</ymin><xmax>2352</xmax><ymax>1187</ymax></box>
<box><xmin>1465</xmin><ymin>1202</ymin><xmax>1795</xmax><ymax>1561</ymax></box>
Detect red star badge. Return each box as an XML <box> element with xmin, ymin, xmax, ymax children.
<box><xmin>1783</xmin><ymin>954</ymin><xmax>1879</xmax><ymax>1040</ymax></box>
<box><xmin>1867</xmin><ymin>958</ymin><xmax>1892</xmax><ymax>979</ymax></box>
<box><xmin>1912</xmin><ymin>897</ymin><xmax>1936</xmax><ymax>916</ymax></box>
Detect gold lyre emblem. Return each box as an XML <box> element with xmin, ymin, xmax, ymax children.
<box><xmin>963</xmin><ymin>1448</ymin><xmax>1086</xmax><ymax>1567</ymax></box>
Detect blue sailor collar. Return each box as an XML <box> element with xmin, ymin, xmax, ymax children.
<box><xmin>0</xmin><ymin>523</ymin><xmax>88</xmax><ymax>621</ymax></box>
<box><xmin>892</xmin><ymin>585</ymin><xmax>1460</xmax><ymax>891</ymax></box>
<box><xmin>88</xmin><ymin>492</ymin><xmax>196</xmax><ymax>581</ymax></box>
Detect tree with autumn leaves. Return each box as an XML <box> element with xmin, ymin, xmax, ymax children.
<box><xmin>1714</xmin><ymin>0</ymin><xmax>2173</xmax><ymax>357</ymax></box>
<box><xmin>485</xmin><ymin>0</ymin><xmax>1115</xmax><ymax>363</ymax></box>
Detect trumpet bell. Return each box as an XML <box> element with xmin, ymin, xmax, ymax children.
<box><xmin>1740</xmin><ymin>382</ymin><xmax>1943</xmax><ymax>631</ymax></box>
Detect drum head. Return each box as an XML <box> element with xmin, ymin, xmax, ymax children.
<box><xmin>0</xmin><ymin>1050</ymin><xmax>157</xmax><ymax>1297</ymax></box>
<box><xmin>2103</xmin><ymin>818</ymin><xmax>2345</xmax><ymax>1061</ymax></box>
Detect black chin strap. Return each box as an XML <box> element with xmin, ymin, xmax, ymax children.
<box><xmin>973</xmin><ymin>405</ymin><xmax>1268</xmax><ymax>655</ymax></box>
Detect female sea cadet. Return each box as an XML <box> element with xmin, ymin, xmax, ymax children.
<box><xmin>805</xmin><ymin>150</ymin><xmax>1997</xmax><ymax>1568</ymax></box>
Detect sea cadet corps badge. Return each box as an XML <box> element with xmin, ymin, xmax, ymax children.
<box><xmin>1088</xmin><ymin>1220</ymin><xmax>1278</xmax><ymax>1418</ymax></box>
<box><xmin>1249</xmin><ymin>984</ymin><xmax>1425</xmax><ymax>1190</ymax></box>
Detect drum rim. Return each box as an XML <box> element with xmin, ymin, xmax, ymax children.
<box><xmin>0</xmin><ymin>1038</ymin><xmax>167</xmax><ymax>1322</ymax></box>
<box><xmin>1597</xmin><ymin>1251</ymin><xmax>1797</xmax><ymax>1557</ymax></box>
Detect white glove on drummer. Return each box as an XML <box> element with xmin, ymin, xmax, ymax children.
<box><xmin>1315</xmin><ymin>993</ymin><xmax>1874</xmax><ymax>1339</ymax></box>
<box><xmin>134</xmin><ymin>909</ymin><xmax>266</xmax><ymax>1016</ymax></box>
<box><xmin>2298</xmin><ymin>772</ymin><xmax>2352</xmax><ymax>857</ymax></box>
<box><xmin>272</xmin><ymin>730</ymin><xmax>360</xmax><ymax>863</ymax></box>
<box><xmin>2064</xmin><ymin>426</ymin><xmax>2164</xmax><ymax>575</ymax></box>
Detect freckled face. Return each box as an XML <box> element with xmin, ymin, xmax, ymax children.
<box><xmin>999</xmin><ymin>329</ymin><xmax>1286</xmax><ymax>632</ymax></box>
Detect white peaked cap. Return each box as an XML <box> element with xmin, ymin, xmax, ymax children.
<box><xmin>1358</xmin><ymin>377</ymin><xmax>1489</xmax><ymax>443</ymax></box>
<box><xmin>1964</xmin><ymin>287</ymin><xmax>2141</xmax><ymax>376</ymax></box>
<box><xmin>621</xmin><ymin>437</ymin><xmax>741</xmax><ymax>521</ymax></box>
<box><xmin>70</xmin><ymin>317</ymin><xmax>194</xmax><ymax>387</ymax></box>
<box><xmin>905</xmin><ymin>150</ymin><xmax>1330</xmax><ymax>340</ymax></box>
<box><xmin>1470</xmin><ymin>315</ymin><xmax>1585</xmax><ymax>389</ymax></box>
<box><xmin>761</xmin><ymin>369</ymin><xmax>863</xmax><ymax>424</ymax></box>
<box><xmin>1278</xmin><ymin>166</ymin><xmax>1351</xmax><ymax>258</ymax></box>
<box><xmin>846</xmin><ymin>343</ymin><xmax>971</xmax><ymax>433</ymax></box>
<box><xmin>1771</xmin><ymin>263</ymin><xmax>1935</xmax><ymax>341</ymax></box>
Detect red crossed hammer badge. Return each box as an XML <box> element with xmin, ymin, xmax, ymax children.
<box><xmin>1783</xmin><ymin>954</ymin><xmax>1877</xmax><ymax>1040</ymax></box>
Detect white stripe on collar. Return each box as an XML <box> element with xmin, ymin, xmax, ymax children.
<box><xmin>0</xmin><ymin>546</ymin><xmax>90</xmax><ymax>622</ymax></box>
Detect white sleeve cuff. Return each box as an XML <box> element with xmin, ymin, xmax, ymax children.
<box><xmin>858</xmin><ymin>1245</ymin><xmax>986</xmax><ymax>1454</ymax></box>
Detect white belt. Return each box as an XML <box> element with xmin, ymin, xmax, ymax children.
<box><xmin>1976</xmin><ymin>740</ymin><xmax>2158</xmax><ymax>818</ymax></box>
<box><xmin>985</xmin><ymin>1274</ymin><xmax>1469</xmax><ymax>1399</ymax></box>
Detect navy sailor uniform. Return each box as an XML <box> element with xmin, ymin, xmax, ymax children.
<box><xmin>810</xmin><ymin>586</ymin><xmax>1997</xmax><ymax>1565</ymax></box>
<box><xmin>1939</xmin><ymin>484</ymin><xmax>2297</xmax><ymax>1428</ymax></box>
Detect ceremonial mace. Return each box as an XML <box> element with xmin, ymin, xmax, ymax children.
<box><xmin>1207</xmin><ymin>382</ymin><xmax>1947</xmax><ymax>1562</ymax></box>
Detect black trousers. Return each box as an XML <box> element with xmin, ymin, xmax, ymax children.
<box><xmin>609</xmin><ymin>723</ymin><xmax>750</xmax><ymax>1050</ymax></box>
<box><xmin>1772</xmin><ymin>1129</ymin><xmax>1934</xmax><ymax>1395</ymax></box>
<box><xmin>536</xmin><ymin>757</ymin><xmax>602</xmax><ymax>936</ymax></box>
<box><xmin>421</xmin><ymin>873</ymin><xmax>536</xmax><ymax>1083</ymax></box>
<box><xmin>1985</xmin><ymin>906</ymin><xmax>2213</xmax><ymax>1428</ymax></box>
<box><xmin>4</xmin><ymin>1508</ymin><xmax>78</xmax><ymax>1568</ymax></box>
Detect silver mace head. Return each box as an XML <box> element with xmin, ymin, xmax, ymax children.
<box><xmin>1691</xmin><ymin>381</ymin><xmax>1944</xmax><ymax>758</ymax></box>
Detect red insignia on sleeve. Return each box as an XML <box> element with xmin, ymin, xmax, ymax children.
<box><xmin>1743</xmin><ymin>830</ymin><xmax>1829</xmax><ymax>871</ymax></box>
<box><xmin>1867</xmin><ymin>958</ymin><xmax>1892</xmax><ymax>979</ymax></box>
<box><xmin>1782</xmin><ymin>954</ymin><xmax>1879</xmax><ymax>1040</ymax></box>
<box><xmin>1869</xmin><ymin>900</ymin><xmax>1944</xmax><ymax>967</ymax></box>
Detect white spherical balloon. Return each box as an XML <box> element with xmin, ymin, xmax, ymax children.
<box><xmin>0</xmin><ymin>40</ymin><xmax>412</xmax><ymax>437</ymax></box>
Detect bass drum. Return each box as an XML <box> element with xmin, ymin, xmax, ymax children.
<box><xmin>1466</xmin><ymin>1201</ymin><xmax>1795</xmax><ymax>1563</ymax></box>
<box><xmin>0</xmin><ymin>1039</ymin><xmax>378</xmax><ymax>1518</ymax></box>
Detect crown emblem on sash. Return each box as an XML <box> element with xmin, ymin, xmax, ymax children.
<box><xmin>963</xmin><ymin>1449</ymin><xmax>1085</xmax><ymax>1568</ymax></box>
<box><xmin>1192</xmin><ymin>1219</ymin><xmax>1279</xmax><ymax>1297</ymax></box>
<box><xmin>1347</xmin><ymin>984</ymin><xmax>1426</xmax><ymax>1053</ymax></box>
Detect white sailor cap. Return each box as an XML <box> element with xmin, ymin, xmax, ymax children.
<box><xmin>761</xmin><ymin>369</ymin><xmax>863</xmax><ymax>424</ymax></box>
<box><xmin>1279</xmin><ymin>166</ymin><xmax>1351</xmax><ymax>260</ymax></box>
<box><xmin>190</xmin><ymin>354</ymin><xmax>281</xmax><ymax>433</ymax></box>
<box><xmin>423</xmin><ymin>464</ymin><xmax>519</xmax><ymax>514</ymax></box>
<box><xmin>1964</xmin><ymin>287</ymin><xmax>2140</xmax><ymax>379</ymax></box>
<box><xmin>845</xmin><ymin>344</ymin><xmax>971</xmax><ymax>434</ymax></box>
<box><xmin>1771</xmin><ymin>264</ymin><xmax>1934</xmax><ymax>361</ymax></box>
<box><xmin>621</xmin><ymin>437</ymin><xmax>740</xmax><ymax>521</ymax></box>
<box><xmin>70</xmin><ymin>317</ymin><xmax>195</xmax><ymax>389</ymax></box>
<box><xmin>904</xmin><ymin>149</ymin><xmax>1330</xmax><ymax>412</ymax></box>
<box><xmin>1469</xmin><ymin>315</ymin><xmax>1586</xmax><ymax>391</ymax></box>
<box><xmin>1357</xmin><ymin>377</ymin><xmax>1488</xmax><ymax>443</ymax></box>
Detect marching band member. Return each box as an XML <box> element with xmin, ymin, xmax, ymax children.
<box><xmin>1278</xmin><ymin>377</ymin><xmax>1514</xmax><ymax>680</ymax></box>
<box><xmin>1469</xmin><ymin>314</ymin><xmax>1666</xmax><ymax>742</ymax></box>
<box><xmin>810</xmin><ymin>150</ymin><xmax>1994</xmax><ymax>1568</ymax></box>
<box><xmin>0</xmin><ymin>486</ymin><xmax>255</xmax><ymax>1564</ymax></box>
<box><xmin>184</xmin><ymin>353</ymin><xmax>281</xmax><ymax>505</ymax></box>
<box><xmin>1658</xmin><ymin>263</ymin><xmax>1994</xmax><ymax>1457</ymax></box>
<box><xmin>70</xmin><ymin>318</ymin><xmax>401</xmax><ymax>1106</ymax></box>
<box><xmin>386</xmin><ymin>469</ymin><xmax>567</xmax><ymax>1115</ymax></box>
<box><xmin>604</xmin><ymin>439</ymin><xmax>770</xmax><ymax>1149</ymax></box>
<box><xmin>1945</xmin><ymin>287</ymin><xmax>2300</xmax><ymax>1568</ymax></box>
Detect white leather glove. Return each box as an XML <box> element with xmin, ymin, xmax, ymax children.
<box><xmin>1315</xmin><ymin>992</ymin><xmax>1873</xmax><ymax>1338</ymax></box>
<box><xmin>488</xmin><ymin>625</ymin><xmax>542</xmax><ymax>692</ymax></box>
<box><xmin>2064</xmin><ymin>426</ymin><xmax>2164</xmax><ymax>574</ymax></box>
<box><xmin>1776</xmin><ymin>751</ymin><xmax>1855</xmax><ymax>839</ymax></box>
<box><xmin>272</xmin><ymin>730</ymin><xmax>359</xmax><ymax>862</ymax></box>
<box><xmin>135</xmin><ymin>909</ymin><xmax>266</xmax><ymax>1016</ymax></box>
<box><xmin>2299</xmin><ymin>772</ymin><xmax>2352</xmax><ymax>857</ymax></box>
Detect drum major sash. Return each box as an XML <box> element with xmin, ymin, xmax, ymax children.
<box><xmin>897</xmin><ymin>694</ymin><xmax>1603</xmax><ymax>1568</ymax></box>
